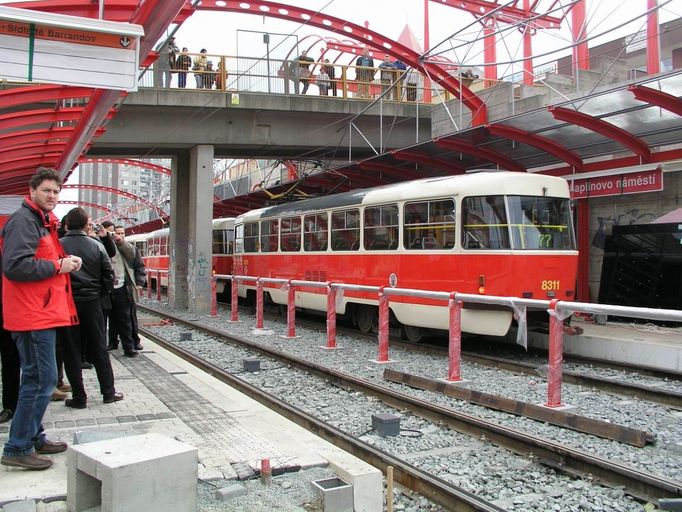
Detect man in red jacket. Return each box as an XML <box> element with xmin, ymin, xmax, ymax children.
<box><xmin>1</xmin><ymin>168</ymin><xmax>81</xmax><ymax>471</ymax></box>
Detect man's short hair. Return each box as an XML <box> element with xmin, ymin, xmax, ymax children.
<box><xmin>114</xmin><ymin>225</ymin><xmax>125</xmax><ymax>232</ymax></box>
<box><xmin>65</xmin><ymin>207</ymin><xmax>88</xmax><ymax>231</ymax></box>
<box><xmin>101</xmin><ymin>220</ymin><xmax>115</xmax><ymax>229</ymax></box>
<box><xmin>29</xmin><ymin>167</ymin><xmax>62</xmax><ymax>191</ymax></box>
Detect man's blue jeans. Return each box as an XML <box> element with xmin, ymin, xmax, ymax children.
<box><xmin>2</xmin><ymin>329</ymin><xmax>57</xmax><ymax>457</ymax></box>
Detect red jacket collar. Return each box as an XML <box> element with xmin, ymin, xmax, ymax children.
<box><xmin>23</xmin><ymin>196</ymin><xmax>59</xmax><ymax>231</ymax></box>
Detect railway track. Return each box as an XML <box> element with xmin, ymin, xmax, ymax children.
<box><xmin>138</xmin><ymin>303</ymin><xmax>682</xmax><ymax>507</ymax></box>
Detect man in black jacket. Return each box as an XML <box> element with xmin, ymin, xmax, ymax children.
<box><xmin>59</xmin><ymin>208</ymin><xmax>123</xmax><ymax>408</ymax></box>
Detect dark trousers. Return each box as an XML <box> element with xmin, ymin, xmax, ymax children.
<box><xmin>111</xmin><ymin>286</ymin><xmax>136</xmax><ymax>352</ymax></box>
<box><xmin>178</xmin><ymin>71</ymin><xmax>187</xmax><ymax>88</ymax></box>
<box><xmin>0</xmin><ymin>326</ymin><xmax>20</xmax><ymax>410</ymax></box>
<box><xmin>62</xmin><ymin>298</ymin><xmax>116</xmax><ymax>400</ymax></box>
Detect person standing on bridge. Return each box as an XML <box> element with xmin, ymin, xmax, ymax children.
<box><xmin>176</xmin><ymin>47</ymin><xmax>192</xmax><ymax>88</ymax></box>
<box><xmin>378</xmin><ymin>54</ymin><xmax>396</xmax><ymax>100</ymax></box>
<box><xmin>355</xmin><ymin>48</ymin><xmax>374</xmax><ymax>99</ymax></box>
<box><xmin>297</xmin><ymin>50</ymin><xmax>314</xmax><ymax>94</ymax></box>
<box><xmin>193</xmin><ymin>49</ymin><xmax>208</xmax><ymax>89</ymax></box>
<box><xmin>323</xmin><ymin>59</ymin><xmax>336</xmax><ymax>96</ymax></box>
<box><xmin>1</xmin><ymin>167</ymin><xmax>81</xmax><ymax>470</ymax></box>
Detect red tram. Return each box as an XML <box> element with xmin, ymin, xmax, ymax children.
<box><xmin>127</xmin><ymin>218</ymin><xmax>235</xmax><ymax>296</ymax></box>
<box><xmin>233</xmin><ymin>172</ymin><xmax>578</xmax><ymax>340</ymax></box>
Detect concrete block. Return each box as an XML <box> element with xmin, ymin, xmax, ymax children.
<box><xmin>67</xmin><ymin>433</ymin><xmax>198</xmax><ymax>512</ymax></box>
<box><xmin>214</xmin><ymin>484</ymin><xmax>247</xmax><ymax>502</ymax></box>
<box><xmin>325</xmin><ymin>455</ymin><xmax>382</xmax><ymax>512</ymax></box>
<box><xmin>312</xmin><ymin>477</ymin><xmax>353</xmax><ymax>512</ymax></box>
<box><xmin>73</xmin><ymin>429</ymin><xmax>131</xmax><ymax>445</ymax></box>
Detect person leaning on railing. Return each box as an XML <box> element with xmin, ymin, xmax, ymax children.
<box><xmin>176</xmin><ymin>47</ymin><xmax>192</xmax><ymax>88</ymax></box>
<box><xmin>192</xmin><ymin>49</ymin><xmax>208</xmax><ymax>89</ymax></box>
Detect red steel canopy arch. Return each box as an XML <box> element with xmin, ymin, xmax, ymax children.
<box><xmin>194</xmin><ymin>0</ymin><xmax>487</xmax><ymax>125</ymax></box>
<box><xmin>79</xmin><ymin>158</ymin><xmax>172</xmax><ymax>176</ymax></box>
<box><xmin>61</xmin><ymin>184</ymin><xmax>166</xmax><ymax>219</ymax></box>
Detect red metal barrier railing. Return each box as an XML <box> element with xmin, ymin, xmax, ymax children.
<box><xmin>214</xmin><ymin>274</ymin><xmax>682</xmax><ymax>408</ymax></box>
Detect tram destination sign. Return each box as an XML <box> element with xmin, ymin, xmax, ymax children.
<box><xmin>0</xmin><ymin>6</ymin><xmax>143</xmax><ymax>91</ymax></box>
<box><xmin>568</xmin><ymin>167</ymin><xmax>663</xmax><ymax>199</ymax></box>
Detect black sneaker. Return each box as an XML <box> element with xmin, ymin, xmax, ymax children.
<box><xmin>134</xmin><ymin>343</ymin><xmax>144</xmax><ymax>350</ymax></box>
<box><xmin>124</xmin><ymin>350</ymin><xmax>138</xmax><ymax>357</ymax></box>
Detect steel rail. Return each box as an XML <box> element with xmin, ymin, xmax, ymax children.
<box><xmin>138</xmin><ymin>324</ymin><xmax>503</xmax><ymax>512</ymax></box>
<box><xmin>139</xmin><ymin>304</ymin><xmax>681</xmax><ymax>502</ymax></box>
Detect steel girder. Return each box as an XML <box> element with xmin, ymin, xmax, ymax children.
<box><xmin>548</xmin><ymin>105</ymin><xmax>651</xmax><ymax>161</ymax></box>
<box><xmin>629</xmin><ymin>85</ymin><xmax>682</xmax><ymax>117</ymax></box>
<box><xmin>487</xmin><ymin>123</ymin><xmax>583</xmax><ymax>170</ymax></box>
<box><xmin>435</xmin><ymin>137</ymin><xmax>525</xmax><ymax>172</ymax></box>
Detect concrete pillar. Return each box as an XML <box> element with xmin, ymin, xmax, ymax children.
<box><xmin>169</xmin><ymin>145</ymin><xmax>215</xmax><ymax>313</ymax></box>
<box><xmin>169</xmin><ymin>152</ymin><xmax>190</xmax><ymax>309</ymax></box>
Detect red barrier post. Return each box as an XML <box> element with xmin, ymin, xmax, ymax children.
<box><xmin>156</xmin><ymin>270</ymin><xmax>162</xmax><ymax>301</ymax></box>
<box><xmin>325</xmin><ymin>283</ymin><xmax>337</xmax><ymax>349</ymax></box>
<box><xmin>377</xmin><ymin>288</ymin><xmax>390</xmax><ymax>362</ymax></box>
<box><xmin>230</xmin><ymin>277</ymin><xmax>239</xmax><ymax>322</ymax></box>
<box><xmin>447</xmin><ymin>292</ymin><xmax>463</xmax><ymax>381</ymax></box>
<box><xmin>286</xmin><ymin>281</ymin><xmax>296</xmax><ymax>338</ymax></box>
<box><xmin>546</xmin><ymin>299</ymin><xmax>564</xmax><ymax>407</ymax></box>
<box><xmin>210</xmin><ymin>275</ymin><xmax>217</xmax><ymax>316</ymax></box>
<box><xmin>146</xmin><ymin>270</ymin><xmax>152</xmax><ymax>299</ymax></box>
<box><xmin>256</xmin><ymin>278</ymin><xmax>264</xmax><ymax>329</ymax></box>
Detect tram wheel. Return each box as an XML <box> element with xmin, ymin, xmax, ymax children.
<box><xmin>402</xmin><ymin>324</ymin><xmax>424</xmax><ymax>343</ymax></box>
<box><xmin>354</xmin><ymin>305</ymin><xmax>376</xmax><ymax>334</ymax></box>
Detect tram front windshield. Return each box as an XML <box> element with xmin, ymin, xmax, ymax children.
<box><xmin>462</xmin><ymin>195</ymin><xmax>575</xmax><ymax>250</ymax></box>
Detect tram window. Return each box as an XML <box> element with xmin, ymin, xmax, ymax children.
<box><xmin>331</xmin><ymin>209</ymin><xmax>360</xmax><ymax>251</ymax></box>
<box><xmin>235</xmin><ymin>224</ymin><xmax>244</xmax><ymax>253</ymax></box>
<box><xmin>280</xmin><ymin>216</ymin><xmax>301</xmax><ymax>252</ymax></box>
<box><xmin>160</xmin><ymin>235</ymin><xmax>168</xmax><ymax>256</ymax></box>
<box><xmin>243</xmin><ymin>222</ymin><xmax>259</xmax><ymax>253</ymax></box>
<box><xmin>403</xmin><ymin>199</ymin><xmax>455</xmax><ymax>250</ymax></box>
<box><xmin>507</xmin><ymin>196</ymin><xmax>575</xmax><ymax>250</ymax></box>
<box><xmin>212</xmin><ymin>230</ymin><xmax>226</xmax><ymax>255</ymax></box>
<box><xmin>461</xmin><ymin>196</ymin><xmax>510</xmax><ymax>250</ymax></box>
<box><xmin>304</xmin><ymin>213</ymin><xmax>328</xmax><ymax>252</ymax></box>
<box><xmin>364</xmin><ymin>205</ymin><xmax>398</xmax><ymax>251</ymax></box>
<box><xmin>260</xmin><ymin>219</ymin><xmax>279</xmax><ymax>253</ymax></box>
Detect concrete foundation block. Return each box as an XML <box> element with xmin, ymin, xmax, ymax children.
<box><xmin>214</xmin><ymin>484</ymin><xmax>247</xmax><ymax>501</ymax></box>
<box><xmin>67</xmin><ymin>433</ymin><xmax>198</xmax><ymax>512</ymax></box>
<box><xmin>326</xmin><ymin>456</ymin><xmax>382</xmax><ymax>512</ymax></box>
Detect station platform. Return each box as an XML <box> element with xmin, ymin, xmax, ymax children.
<box><xmin>0</xmin><ymin>335</ymin><xmax>361</xmax><ymax>510</ymax></box>
<box><xmin>530</xmin><ymin>315</ymin><xmax>682</xmax><ymax>372</ymax></box>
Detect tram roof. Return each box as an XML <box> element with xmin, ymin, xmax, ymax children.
<box><xmin>238</xmin><ymin>171</ymin><xmax>569</xmax><ymax>221</ymax></box>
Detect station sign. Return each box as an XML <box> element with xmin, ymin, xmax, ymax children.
<box><xmin>0</xmin><ymin>6</ymin><xmax>144</xmax><ymax>91</ymax></box>
<box><xmin>568</xmin><ymin>167</ymin><xmax>663</xmax><ymax>199</ymax></box>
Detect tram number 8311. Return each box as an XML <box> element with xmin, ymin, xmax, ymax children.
<box><xmin>541</xmin><ymin>280</ymin><xmax>561</xmax><ymax>291</ymax></box>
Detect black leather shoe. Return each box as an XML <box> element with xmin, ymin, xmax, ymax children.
<box><xmin>134</xmin><ymin>343</ymin><xmax>144</xmax><ymax>350</ymax></box>
<box><xmin>107</xmin><ymin>343</ymin><xmax>118</xmax><ymax>351</ymax></box>
<box><xmin>0</xmin><ymin>408</ymin><xmax>13</xmax><ymax>424</ymax></box>
<box><xmin>124</xmin><ymin>350</ymin><xmax>138</xmax><ymax>357</ymax></box>
<box><xmin>103</xmin><ymin>392</ymin><xmax>124</xmax><ymax>404</ymax></box>
<box><xmin>36</xmin><ymin>439</ymin><xmax>67</xmax><ymax>454</ymax></box>
<box><xmin>65</xmin><ymin>399</ymin><xmax>87</xmax><ymax>409</ymax></box>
